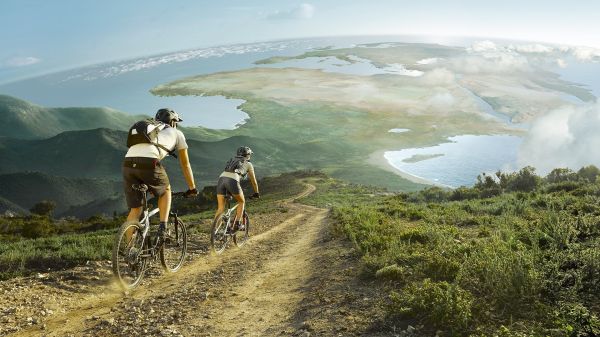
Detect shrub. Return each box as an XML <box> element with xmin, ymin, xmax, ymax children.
<box><xmin>577</xmin><ymin>165</ymin><xmax>600</xmax><ymax>183</ymax></box>
<box><xmin>21</xmin><ymin>219</ymin><xmax>55</xmax><ymax>238</ymax></box>
<box><xmin>29</xmin><ymin>200</ymin><xmax>56</xmax><ymax>217</ymax></box>
<box><xmin>375</xmin><ymin>264</ymin><xmax>405</xmax><ymax>280</ymax></box>
<box><xmin>456</xmin><ymin>238</ymin><xmax>542</xmax><ymax>309</ymax></box>
<box><xmin>552</xmin><ymin>302</ymin><xmax>600</xmax><ymax>336</ymax></box>
<box><xmin>545</xmin><ymin>168</ymin><xmax>577</xmax><ymax>184</ymax></box>
<box><xmin>389</xmin><ymin>279</ymin><xmax>473</xmax><ymax>334</ymax></box>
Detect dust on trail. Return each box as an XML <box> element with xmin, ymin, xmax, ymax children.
<box><xmin>6</xmin><ymin>183</ymin><xmax>385</xmax><ymax>337</ymax></box>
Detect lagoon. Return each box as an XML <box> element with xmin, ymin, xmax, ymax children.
<box><xmin>384</xmin><ymin>135</ymin><xmax>523</xmax><ymax>187</ymax></box>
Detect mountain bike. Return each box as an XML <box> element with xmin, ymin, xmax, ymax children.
<box><xmin>210</xmin><ymin>194</ymin><xmax>255</xmax><ymax>254</ymax></box>
<box><xmin>112</xmin><ymin>184</ymin><xmax>187</xmax><ymax>290</ymax></box>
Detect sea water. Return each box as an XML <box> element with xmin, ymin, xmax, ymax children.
<box><xmin>384</xmin><ymin>135</ymin><xmax>523</xmax><ymax>187</ymax></box>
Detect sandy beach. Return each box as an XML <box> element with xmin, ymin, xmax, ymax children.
<box><xmin>367</xmin><ymin>150</ymin><xmax>441</xmax><ymax>186</ymax></box>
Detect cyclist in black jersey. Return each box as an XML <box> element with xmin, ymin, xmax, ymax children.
<box><xmin>214</xmin><ymin>146</ymin><xmax>260</xmax><ymax>230</ymax></box>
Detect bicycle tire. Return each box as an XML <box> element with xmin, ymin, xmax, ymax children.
<box><xmin>160</xmin><ymin>218</ymin><xmax>187</xmax><ymax>272</ymax></box>
<box><xmin>210</xmin><ymin>214</ymin><xmax>230</xmax><ymax>254</ymax></box>
<box><xmin>233</xmin><ymin>212</ymin><xmax>250</xmax><ymax>248</ymax></box>
<box><xmin>112</xmin><ymin>221</ymin><xmax>147</xmax><ymax>290</ymax></box>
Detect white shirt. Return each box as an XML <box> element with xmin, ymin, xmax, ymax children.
<box><xmin>125</xmin><ymin>126</ymin><xmax>188</xmax><ymax>160</ymax></box>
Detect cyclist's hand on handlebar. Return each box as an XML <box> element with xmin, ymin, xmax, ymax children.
<box><xmin>250</xmin><ymin>192</ymin><xmax>260</xmax><ymax>199</ymax></box>
<box><xmin>184</xmin><ymin>188</ymin><xmax>199</xmax><ymax>198</ymax></box>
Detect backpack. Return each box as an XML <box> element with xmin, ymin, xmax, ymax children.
<box><xmin>126</xmin><ymin>119</ymin><xmax>177</xmax><ymax>158</ymax></box>
<box><xmin>224</xmin><ymin>156</ymin><xmax>248</xmax><ymax>177</ymax></box>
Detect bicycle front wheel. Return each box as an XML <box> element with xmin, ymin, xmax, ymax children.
<box><xmin>112</xmin><ymin>221</ymin><xmax>147</xmax><ymax>290</ymax></box>
<box><xmin>233</xmin><ymin>212</ymin><xmax>250</xmax><ymax>248</ymax></box>
<box><xmin>210</xmin><ymin>214</ymin><xmax>230</xmax><ymax>254</ymax></box>
<box><xmin>160</xmin><ymin>218</ymin><xmax>187</xmax><ymax>273</ymax></box>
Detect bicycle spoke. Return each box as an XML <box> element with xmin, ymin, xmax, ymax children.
<box><xmin>160</xmin><ymin>219</ymin><xmax>187</xmax><ymax>273</ymax></box>
<box><xmin>112</xmin><ymin>222</ymin><xmax>147</xmax><ymax>290</ymax></box>
<box><xmin>211</xmin><ymin>215</ymin><xmax>230</xmax><ymax>254</ymax></box>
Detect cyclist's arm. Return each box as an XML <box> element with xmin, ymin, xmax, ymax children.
<box><xmin>248</xmin><ymin>167</ymin><xmax>259</xmax><ymax>193</ymax></box>
<box><xmin>178</xmin><ymin>148</ymin><xmax>196</xmax><ymax>190</ymax></box>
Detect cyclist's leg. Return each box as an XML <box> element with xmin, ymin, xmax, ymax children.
<box><xmin>123</xmin><ymin>166</ymin><xmax>144</xmax><ymax>243</ymax></box>
<box><xmin>158</xmin><ymin>185</ymin><xmax>172</xmax><ymax>223</ymax></box>
<box><xmin>214</xmin><ymin>194</ymin><xmax>226</xmax><ymax>220</ymax></box>
<box><xmin>144</xmin><ymin>161</ymin><xmax>170</xmax><ymax>227</ymax></box>
<box><xmin>214</xmin><ymin>177</ymin><xmax>230</xmax><ymax>220</ymax></box>
<box><xmin>232</xmin><ymin>192</ymin><xmax>245</xmax><ymax>224</ymax></box>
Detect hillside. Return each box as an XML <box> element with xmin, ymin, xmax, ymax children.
<box><xmin>0</xmin><ymin>172</ymin><xmax>122</xmax><ymax>215</ymax></box>
<box><xmin>2</xmin><ymin>169</ymin><xmax>599</xmax><ymax>336</ymax></box>
<box><xmin>1</xmin><ymin>95</ymin><xmax>426</xmax><ymax>192</ymax></box>
<box><xmin>0</xmin><ymin>95</ymin><xmax>144</xmax><ymax>139</ymax></box>
<box><xmin>0</xmin><ymin>128</ymin><xmax>127</xmax><ymax>178</ymax></box>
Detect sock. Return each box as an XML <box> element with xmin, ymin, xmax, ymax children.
<box><xmin>159</xmin><ymin>221</ymin><xmax>166</xmax><ymax>231</ymax></box>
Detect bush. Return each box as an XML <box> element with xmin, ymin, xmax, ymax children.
<box><xmin>29</xmin><ymin>200</ymin><xmax>56</xmax><ymax>217</ymax></box>
<box><xmin>552</xmin><ymin>302</ymin><xmax>600</xmax><ymax>336</ymax></box>
<box><xmin>21</xmin><ymin>219</ymin><xmax>55</xmax><ymax>238</ymax></box>
<box><xmin>389</xmin><ymin>279</ymin><xmax>474</xmax><ymax>334</ymax></box>
<box><xmin>545</xmin><ymin>168</ymin><xmax>577</xmax><ymax>184</ymax></box>
<box><xmin>456</xmin><ymin>238</ymin><xmax>542</xmax><ymax>309</ymax></box>
<box><xmin>375</xmin><ymin>264</ymin><xmax>405</xmax><ymax>280</ymax></box>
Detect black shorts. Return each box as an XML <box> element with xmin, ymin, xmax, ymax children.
<box><xmin>216</xmin><ymin>176</ymin><xmax>242</xmax><ymax>196</ymax></box>
<box><xmin>122</xmin><ymin>157</ymin><xmax>170</xmax><ymax>208</ymax></box>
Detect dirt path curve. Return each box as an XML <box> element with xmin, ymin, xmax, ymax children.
<box><xmin>10</xmin><ymin>183</ymin><xmax>350</xmax><ymax>337</ymax></box>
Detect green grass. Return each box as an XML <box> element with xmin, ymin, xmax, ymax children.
<box><xmin>0</xmin><ymin>229</ymin><xmax>115</xmax><ymax>280</ymax></box>
<box><xmin>299</xmin><ymin>166</ymin><xmax>600</xmax><ymax>336</ymax></box>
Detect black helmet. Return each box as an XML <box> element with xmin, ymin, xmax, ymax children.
<box><xmin>155</xmin><ymin>108</ymin><xmax>183</xmax><ymax>124</ymax></box>
<box><xmin>237</xmin><ymin>146</ymin><xmax>253</xmax><ymax>157</ymax></box>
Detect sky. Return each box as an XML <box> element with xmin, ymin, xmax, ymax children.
<box><xmin>2</xmin><ymin>0</ymin><xmax>600</xmax><ymax>83</ymax></box>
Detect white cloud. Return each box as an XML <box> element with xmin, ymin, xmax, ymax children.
<box><xmin>456</xmin><ymin>41</ymin><xmax>531</xmax><ymax>74</ymax></box>
<box><xmin>419</xmin><ymin>68</ymin><xmax>455</xmax><ymax>86</ymax></box>
<box><xmin>568</xmin><ymin>46</ymin><xmax>600</xmax><ymax>61</ymax></box>
<box><xmin>556</xmin><ymin>58</ymin><xmax>567</xmax><ymax>68</ymax></box>
<box><xmin>518</xmin><ymin>102</ymin><xmax>600</xmax><ymax>174</ymax></box>
<box><xmin>2</xmin><ymin>56</ymin><xmax>41</xmax><ymax>68</ymax></box>
<box><xmin>266</xmin><ymin>3</ymin><xmax>315</xmax><ymax>20</ymax></box>
<box><xmin>511</xmin><ymin>44</ymin><xmax>554</xmax><ymax>54</ymax></box>
<box><xmin>469</xmin><ymin>40</ymin><xmax>498</xmax><ymax>53</ymax></box>
<box><xmin>416</xmin><ymin>57</ymin><xmax>441</xmax><ymax>65</ymax></box>
<box><xmin>427</xmin><ymin>92</ymin><xmax>456</xmax><ymax>110</ymax></box>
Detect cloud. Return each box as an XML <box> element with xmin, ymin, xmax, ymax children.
<box><xmin>1</xmin><ymin>56</ymin><xmax>41</xmax><ymax>68</ymax></box>
<box><xmin>427</xmin><ymin>92</ymin><xmax>456</xmax><ymax>110</ymax></box>
<box><xmin>510</xmin><ymin>44</ymin><xmax>554</xmax><ymax>54</ymax></box>
<box><xmin>469</xmin><ymin>40</ymin><xmax>498</xmax><ymax>53</ymax></box>
<box><xmin>454</xmin><ymin>41</ymin><xmax>531</xmax><ymax>74</ymax></box>
<box><xmin>418</xmin><ymin>68</ymin><xmax>456</xmax><ymax>86</ymax></box>
<box><xmin>518</xmin><ymin>102</ymin><xmax>600</xmax><ymax>174</ymax></box>
<box><xmin>567</xmin><ymin>46</ymin><xmax>600</xmax><ymax>61</ymax></box>
<box><xmin>266</xmin><ymin>3</ymin><xmax>315</xmax><ymax>20</ymax></box>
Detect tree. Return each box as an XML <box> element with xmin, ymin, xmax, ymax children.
<box><xmin>30</xmin><ymin>200</ymin><xmax>57</xmax><ymax>217</ymax></box>
<box><xmin>577</xmin><ymin>165</ymin><xmax>600</xmax><ymax>183</ymax></box>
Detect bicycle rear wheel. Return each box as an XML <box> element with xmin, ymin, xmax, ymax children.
<box><xmin>160</xmin><ymin>218</ymin><xmax>187</xmax><ymax>272</ymax></box>
<box><xmin>210</xmin><ymin>214</ymin><xmax>230</xmax><ymax>254</ymax></box>
<box><xmin>112</xmin><ymin>221</ymin><xmax>147</xmax><ymax>290</ymax></box>
<box><xmin>233</xmin><ymin>212</ymin><xmax>250</xmax><ymax>248</ymax></box>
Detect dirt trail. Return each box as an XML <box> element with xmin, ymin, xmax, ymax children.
<box><xmin>5</xmin><ymin>183</ymin><xmax>385</xmax><ymax>337</ymax></box>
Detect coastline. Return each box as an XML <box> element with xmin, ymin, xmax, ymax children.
<box><xmin>367</xmin><ymin>150</ymin><xmax>442</xmax><ymax>187</ymax></box>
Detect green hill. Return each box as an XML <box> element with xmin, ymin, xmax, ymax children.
<box><xmin>0</xmin><ymin>128</ymin><xmax>127</xmax><ymax>178</ymax></box>
<box><xmin>0</xmin><ymin>129</ymin><xmax>326</xmax><ymax>184</ymax></box>
<box><xmin>0</xmin><ymin>196</ymin><xmax>28</xmax><ymax>215</ymax></box>
<box><xmin>0</xmin><ymin>172</ymin><xmax>121</xmax><ymax>215</ymax></box>
<box><xmin>0</xmin><ymin>95</ymin><xmax>144</xmax><ymax>139</ymax></box>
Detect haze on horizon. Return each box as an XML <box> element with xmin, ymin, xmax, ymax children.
<box><xmin>2</xmin><ymin>0</ymin><xmax>600</xmax><ymax>83</ymax></box>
